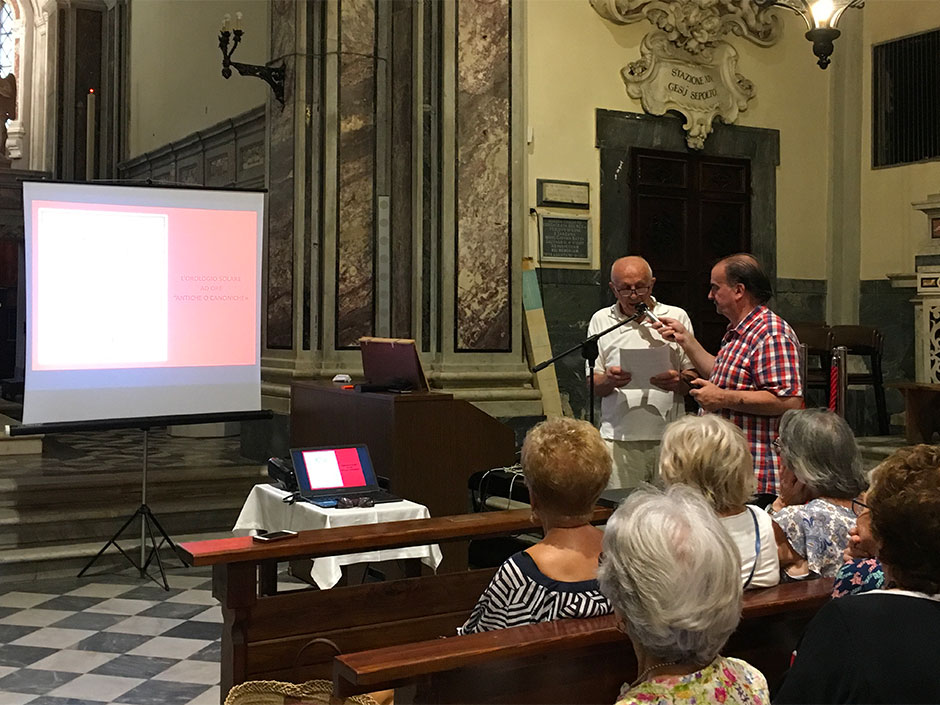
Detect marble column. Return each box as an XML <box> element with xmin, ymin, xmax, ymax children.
<box><xmin>265</xmin><ymin>0</ymin><xmax>301</xmax><ymax>351</ymax></box>
<box><xmin>454</xmin><ymin>0</ymin><xmax>511</xmax><ymax>351</ymax></box>
<box><xmin>335</xmin><ymin>0</ymin><xmax>376</xmax><ymax>349</ymax></box>
<box><xmin>259</xmin><ymin>0</ymin><xmax>538</xmax><ymax>421</ymax></box>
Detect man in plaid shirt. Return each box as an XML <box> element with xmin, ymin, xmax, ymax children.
<box><xmin>655</xmin><ymin>254</ymin><xmax>803</xmax><ymax>500</ymax></box>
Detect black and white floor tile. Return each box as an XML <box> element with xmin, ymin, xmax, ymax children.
<box><xmin>0</xmin><ymin>568</ymin><xmax>224</xmax><ymax>705</ymax></box>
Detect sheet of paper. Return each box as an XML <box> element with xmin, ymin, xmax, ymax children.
<box><xmin>618</xmin><ymin>346</ymin><xmax>675</xmax><ymax>417</ymax></box>
<box><xmin>619</xmin><ymin>346</ymin><xmax>671</xmax><ymax>388</ymax></box>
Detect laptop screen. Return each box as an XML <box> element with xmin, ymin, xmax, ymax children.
<box><xmin>289</xmin><ymin>445</ymin><xmax>379</xmax><ymax>497</ymax></box>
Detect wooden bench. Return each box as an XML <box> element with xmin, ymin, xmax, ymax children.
<box><xmin>179</xmin><ymin>507</ymin><xmax>611</xmax><ymax>699</ymax></box>
<box><xmin>332</xmin><ymin>579</ymin><xmax>834</xmax><ymax>704</ymax></box>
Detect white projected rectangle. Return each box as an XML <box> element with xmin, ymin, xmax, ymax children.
<box><xmin>22</xmin><ymin>181</ymin><xmax>264</xmax><ymax>426</ymax></box>
<box><xmin>301</xmin><ymin>450</ymin><xmax>344</xmax><ymax>490</ymax></box>
<box><xmin>36</xmin><ymin>209</ymin><xmax>169</xmax><ymax>367</ymax></box>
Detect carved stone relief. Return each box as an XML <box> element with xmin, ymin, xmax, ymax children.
<box><xmin>590</xmin><ymin>0</ymin><xmax>783</xmax><ymax>148</ymax></box>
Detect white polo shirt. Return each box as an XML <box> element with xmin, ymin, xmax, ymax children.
<box><xmin>587</xmin><ymin>299</ymin><xmax>694</xmax><ymax>441</ymax></box>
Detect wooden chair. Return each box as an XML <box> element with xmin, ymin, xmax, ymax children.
<box><xmin>791</xmin><ymin>322</ymin><xmax>831</xmax><ymax>406</ymax></box>
<box><xmin>829</xmin><ymin>325</ymin><xmax>889</xmax><ymax>435</ymax></box>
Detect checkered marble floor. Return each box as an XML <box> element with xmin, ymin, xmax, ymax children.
<box><xmin>0</xmin><ymin>567</ymin><xmax>223</xmax><ymax>705</ymax></box>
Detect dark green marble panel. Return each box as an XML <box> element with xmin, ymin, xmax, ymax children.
<box><xmin>848</xmin><ymin>279</ymin><xmax>916</xmax><ymax>435</ymax></box>
<box><xmin>774</xmin><ymin>278</ymin><xmax>827</xmax><ymax>325</ymax></box>
<box><xmin>538</xmin><ymin>268</ymin><xmax>604</xmax><ymax>421</ymax></box>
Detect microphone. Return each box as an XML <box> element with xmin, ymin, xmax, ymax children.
<box><xmin>635</xmin><ymin>302</ymin><xmax>662</xmax><ymax>325</ymax></box>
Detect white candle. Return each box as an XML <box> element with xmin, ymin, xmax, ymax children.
<box><xmin>235</xmin><ymin>11</ymin><xmax>243</xmax><ymax>31</ymax></box>
<box><xmin>222</xmin><ymin>13</ymin><xmax>231</xmax><ymax>31</ymax></box>
<box><xmin>85</xmin><ymin>90</ymin><xmax>95</xmax><ymax>181</ymax></box>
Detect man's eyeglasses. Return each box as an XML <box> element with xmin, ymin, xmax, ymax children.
<box><xmin>851</xmin><ymin>498</ymin><xmax>870</xmax><ymax>517</ymax></box>
<box><xmin>615</xmin><ymin>286</ymin><xmax>650</xmax><ymax>297</ymax></box>
<box><xmin>771</xmin><ymin>437</ymin><xmax>783</xmax><ymax>454</ymax></box>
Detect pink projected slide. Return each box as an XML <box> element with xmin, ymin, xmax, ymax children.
<box><xmin>30</xmin><ymin>200</ymin><xmax>258</xmax><ymax>371</ymax></box>
<box><xmin>301</xmin><ymin>448</ymin><xmax>367</xmax><ymax>490</ymax></box>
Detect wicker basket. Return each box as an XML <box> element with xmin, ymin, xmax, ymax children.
<box><xmin>223</xmin><ymin>678</ymin><xmax>380</xmax><ymax>705</ymax></box>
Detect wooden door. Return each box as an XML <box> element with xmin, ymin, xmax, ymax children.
<box><xmin>630</xmin><ymin>148</ymin><xmax>751</xmax><ymax>355</ymax></box>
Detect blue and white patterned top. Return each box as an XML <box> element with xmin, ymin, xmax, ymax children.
<box><xmin>458</xmin><ymin>551</ymin><xmax>612</xmax><ymax>634</ymax></box>
<box><xmin>772</xmin><ymin>498</ymin><xmax>856</xmax><ymax>578</ymax></box>
<box><xmin>832</xmin><ymin>558</ymin><xmax>886</xmax><ymax>598</ymax></box>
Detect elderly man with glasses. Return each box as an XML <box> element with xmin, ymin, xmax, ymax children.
<box><xmin>588</xmin><ymin>256</ymin><xmax>696</xmax><ymax>489</ymax></box>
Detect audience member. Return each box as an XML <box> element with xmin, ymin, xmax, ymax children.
<box><xmin>775</xmin><ymin>444</ymin><xmax>940</xmax><ymax>703</ymax></box>
<box><xmin>659</xmin><ymin>415</ymin><xmax>779</xmax><ymax>589</ymax></box>
<box><xmin>831</xmin><ymin>489</ymin><xmax>886</xmax><ymax>598</ymax></box>
<box><xmin>459</xmin><ymin>417</ymin><xmax>612</xmax><ymax>633</ymax></box>
<box><xmin>599</xmin><ymin>485</ymin><xmax>769</xmax><ymax>705</ymax></box>
<box><xmin>770</xmin><ymin>408</ymin><xmax>867</xmax><ymax>578</ymax></box>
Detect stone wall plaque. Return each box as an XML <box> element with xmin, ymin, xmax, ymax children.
<box><xmin>537</xmin><ymin>179</ymin><xmax>590</xmax><ymax>209</ymax></box>
<box><xmin>539</xmin><ymin>213</ymin><xmax>591</xmax><ymax>264</ymax></box>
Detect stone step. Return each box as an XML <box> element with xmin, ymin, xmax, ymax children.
<box><xmin>0</xmin><ymin>529</ymin><xmax>233</xmax><ymax>586</ymax></box>
<box><xmin>857</xmin><ymin>435</ymin><xmax>907</xmax><ymax>470</ymax></box>
<box><xmin>0</xmin><ymin>413</ymin><xmax>44</xmax><ymax>456</ymax></box>
<box><xmin>0</xmin><ymin>465</ymin><xmax>267</xmax><ymax>509</ymax></box>
<box><xmin>0</xmin><ymin>495</ymin><xmax>245</xmax><ymax>549</ymax></box>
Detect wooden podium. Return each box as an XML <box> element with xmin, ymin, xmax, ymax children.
<box><xmin>290</xmin><ymin>381</ymin><xmax>516</xmax><ymax>532</ymax></box>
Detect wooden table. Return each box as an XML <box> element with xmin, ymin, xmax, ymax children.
<box><xmin>886</xmin><ymin>382</ymin><xmax>940</xmax><ymax>443</ymax></box>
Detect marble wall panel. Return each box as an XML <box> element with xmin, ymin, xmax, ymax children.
<box><xmin>774</xmin><ymin>278</ymin><xmax>827</xmax><ymax>325</ymax></box>
<box><xmin>390</xmin><ymin>0</ymin><xmax>414</xmax><ymax>339</ymax></box>
<box><xmin>205</xmin><ymin>148</ymin><xmax>233</xmax><ymax>186</ymax></box>
<box><xmin>454</xmin><ymin>0</ymin><xmax>511</xmax><ymax>351</ymax></box>
<box><xmin>856</xmin><ymin>278</ymin><xmax>915</xmax><ymax>433</ymax></box>
<box><xmin>539</xmin><ymin>267</ymin><xmax>604</xmax><ymax>420</ymax></box>
<box><xmin>335</xmin><ymin>0</ymin><xmax>376</xmax><ymax>349</ymax></box>
<box><xmin>265</xmin><ymin>0</ymin><xmax>297</xmax><ymax>349</ymax></box>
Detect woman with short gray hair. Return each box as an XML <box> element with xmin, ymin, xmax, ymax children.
<box><xmin>598</xmin><ymin>485</ymin><xmax>768</xmax><ymax>704</ymax></box>
<box><xmin>771</xmin><ymin>408</ymin><xmax>867</xmax><ymax>579</ymax></box>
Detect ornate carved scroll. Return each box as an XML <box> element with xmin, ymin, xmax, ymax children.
<box><xmin>590</xmin><ymin>0</ymin><xmax>783</xmax><ymax>148</ymax></box>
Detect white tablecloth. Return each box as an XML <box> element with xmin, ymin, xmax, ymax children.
<box><xmin>233</xmin><ymin>484</ymin><xmax>443</xmax><ymax>589</ymax></box>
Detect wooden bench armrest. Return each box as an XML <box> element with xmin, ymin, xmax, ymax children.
<box><xmin>738</xmin><ymin>575</ymin><xmax>832</xmax><ymax>616</ymax></box>
<box><xmin>332</xmin><ymin>577</ymin><xmax>833</xmax><ymax>695</ymax></box>
<box><xmin>179</xmin><ymin>507</ymin><xmax>612</xmax><ymax>567</ymax></box>
<box><xmin>334</xmin><ymin>615</ymin><xmax>621</xmax><ymax>694</ymax></box>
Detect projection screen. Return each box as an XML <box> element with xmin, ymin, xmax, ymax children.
<box><xmin>22</xmin><ymin>181</ymin><xmax>264</xmax><ymax>425</ymax></box>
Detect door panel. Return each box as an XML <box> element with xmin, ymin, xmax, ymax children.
<box><xmin>630</xmin><ymin>148</ymin><xmax>751</xmax><ymax>355</ymax></box>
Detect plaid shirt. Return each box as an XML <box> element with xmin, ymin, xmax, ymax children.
<box><xmin>708</xmin><ymin>305</ymin><xmax>802</xmax><ymax>495</ymax></box>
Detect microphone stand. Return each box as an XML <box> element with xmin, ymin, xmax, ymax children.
<box><xmin>531</xmin><ymin>312</ymin><xmax>641</xmax><ymax>426</ymax></box>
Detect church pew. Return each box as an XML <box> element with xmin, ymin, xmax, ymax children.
<box><xmin>179</xmin><ymin>507</ymin><xmax>612</xmax><ymax>699</ymax></box>
<box><xmin>332</xmin><ymin>578</ymin><xmax>834</xmax><ymax>704</ymax></box>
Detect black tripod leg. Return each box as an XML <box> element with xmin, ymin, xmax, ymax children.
<box><xmin>78</xmin><ymin>506</ymin><xmax>145</xmax><ymax>578</ymax></box>
<box><xmin>140</xmin><ymin>509</ymin><xmax>170</xmax><ymax>591</ymax></box>
<box><xmin>142</xmin><ymin>505</ymin><xmax>187</xmax><ymax>567</ymax></box>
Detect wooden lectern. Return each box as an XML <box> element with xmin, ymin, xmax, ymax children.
<box><xmin>290</xmin><ymin>382</ymin><xmax>516</xmax><ymax>568</ymax></box>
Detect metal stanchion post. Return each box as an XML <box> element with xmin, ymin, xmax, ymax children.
<box><xmin>829</xmin><ymin>345</ymin><xmax>848</xmax><ymax>417</ymax></box>
<box><xmin>799</xmin><ymin>343</ymin><xmax>808</xmax><ymax>406</ymax></box>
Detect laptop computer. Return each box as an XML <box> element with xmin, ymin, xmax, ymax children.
<box><xmin>289</xmin><ymin>444</ymin><xmax>401</xmax><ymax>507</ymax></box>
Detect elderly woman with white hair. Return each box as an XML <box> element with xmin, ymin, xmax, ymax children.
<box><xmin>771</xmin><ymin>408</ymin><xmax>868</xmax><ymax>579</ymax></box>
<box><xmin>659</xmin><ymin>414</ymin><xmax>780</xmax><ymax>589</ymax></box>
<box><xmin>599</xmin><ymin>485</ymin><xmax>769</xmax><ymax>704</ymax></box>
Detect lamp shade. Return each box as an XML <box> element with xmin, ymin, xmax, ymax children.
<box><xmin>755</xmin><ymin>0</ymin><xmax>863</xmax><ymax>68</ymax></box>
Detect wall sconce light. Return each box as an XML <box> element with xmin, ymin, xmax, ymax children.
<box><xmin>218</xmin><ymin>12</ymin><xmax>286</xmax><ymax>105</ymax></box>
<box><xmin>754</xmin><ymin>0</ymin><xmax>864</xmax><ymax>69</ymax></box>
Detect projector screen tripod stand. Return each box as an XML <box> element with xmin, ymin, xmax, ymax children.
<box><xmin>78</xmin><ymin>428</ymin><xmax>185</xmax><ymax>590</ymax></box>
